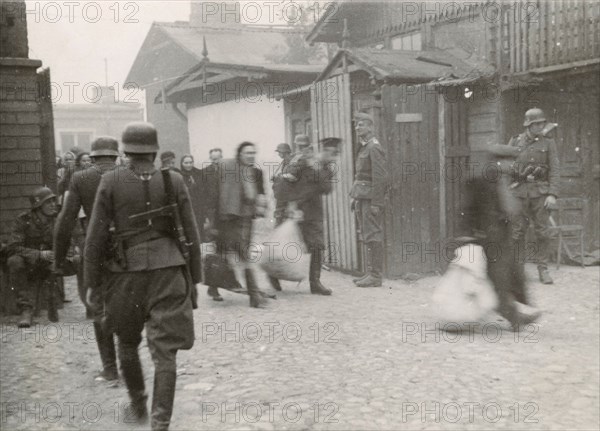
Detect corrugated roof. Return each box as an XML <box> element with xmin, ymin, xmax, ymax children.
<box><xmin>317</xmin><ymin>48</ymin><xmax>494</xmax><ymax>83</ymax></box>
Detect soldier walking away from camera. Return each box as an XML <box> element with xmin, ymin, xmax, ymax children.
<box><xmin>84</xmin><ymin>122</ymin><xmax>201</xmax><ymax>430</ymax></box>
<box><xmin>7</xmin><ymin>187</ymin><xmax>79</xmax><ymax>327</ymax></box>
<box><xmin>351</xmin><ymin>113</ymin><xmax>389</xmax><ymax>287</ymax></box>
<box><xmin>54</xmin><ymin>137</ymin><xmax>120</xmax><ymax>382</ymax></box>
<box><xmin>509</xmin><ymin>108</ymin><xmax>560</xmax><ymax>284</ymax></box>
<box><xmin>273</xmin><ymin>137</ymin><xmax>340</xmax><ymax>295</ymax></box>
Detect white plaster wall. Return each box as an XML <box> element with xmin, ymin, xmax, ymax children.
<box><xmin>187</xmin><ymin>98</ymin><xmax>285</xmax><ymax>170</ymax></box>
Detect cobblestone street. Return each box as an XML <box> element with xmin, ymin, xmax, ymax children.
<box><xmin>1</xmin><ymin>263</ymin><xmax>598</xmax><ymax>431</ymax></box>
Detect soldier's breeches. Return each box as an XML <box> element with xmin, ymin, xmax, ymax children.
<box><xmin>355</xmin><ymin>199</ymin><xmax>383</xmax><ymax>243</ymax></box>
<box><xmin>104</xmin><ymin>267</ymin><xmax>194</xmax><ymax>374</ymax></box>
<box><xmin>7</xmin><ymin>255</ymin><xmax>50</xmax><ymax>310</ymax></box>
<box><xmin>512</xmin><ymin>196</ymin><xmax>551</xmax><ymax>267</ymax></box>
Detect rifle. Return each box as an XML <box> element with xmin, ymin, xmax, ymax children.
<box><xmin>127</xmin><ymin>169</ymin><xmax>192</xmax><ymax>262</ymax></box>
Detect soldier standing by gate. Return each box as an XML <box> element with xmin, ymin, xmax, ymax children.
<box><xmin>351</xmin><ymin>113</ymin><xmax>389</xmax><ymax>287</ymax></box>
<box><xmin>84</xmin><ymin>122</ymin><xmax>201</xmax><ymax>430</ymax></box>
<box><xmin>509</xmin><ymin>108</ymin><xmax>560</xmax><ymax>284</ymax></box>
<box><xmin>54</xmin><ymin>137</ymin><xmax>120</xmax><ymax>382</ymax></box>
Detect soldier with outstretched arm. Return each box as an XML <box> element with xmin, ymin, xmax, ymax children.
<box><xmin>84</xmin><ymin>122</ymin><xmax>201</xmax><ymax>430</ymax></box>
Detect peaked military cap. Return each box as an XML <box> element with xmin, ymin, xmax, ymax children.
<box><xmin>354</xmin><ymin>112</ymin><xmax>374</xmax><ymax>123</ymax></box>
<box><xmin>320</xmin><ymin>137</ymin><xmax>342</xmax><ymax>149</ymax></box>
<box><xmin>294</xmin><ymin>134</ymin><xmax>311</xmax><ymax>148</ymax></box>
<box><xmin>160</xmin><ymin>151</ymin><xmax>176</xmax><ymax>162</ymax></box>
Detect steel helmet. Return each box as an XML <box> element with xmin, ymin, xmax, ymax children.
<box><xmin>90</xmin><ymin>136</ymin><xmax>119</xmax><ymax>157</ymax></box>
<box><xmin>30</xmin><ymin>187</ymin><xmax>56</xmax><ymax>209</ymax></box>
<box><xmin>523</xmin><ymin>108</ymin><xmax>547</xmax><ymax>127</ymax></box>
<box><xmin>121</xmin><ymin>122</ymin><xmax>159</xmax><ymax>153</ymax></box>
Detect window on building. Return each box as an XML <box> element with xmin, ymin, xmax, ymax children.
<box><xmin>391</xmin><ymin>32</ymin><xmax>422</xmax><ymax>51</ymax></box>
<box><xmin>60</xmin><ymin>132</ymin><xmax>75</xmax><ymax>149</ymax></box>
<box><xmin>59</xmin><ymin>131</ymin><xmax>93</xmax><ymax>151</ymax></box>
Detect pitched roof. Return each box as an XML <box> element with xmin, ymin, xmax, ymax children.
<box><xmin>126</xmin><ymin>22</ymin><xmax>313</xmax><ymax>86</ymax></box>
<box><xmin>317</xmin><ymin>47</ymin><xmax>495</xmax><ymax>83</ymax></box>
<box><xmin>160</xmin><ymin>61</ymin><xmax>321</xmax><ymax>104</ymax></box>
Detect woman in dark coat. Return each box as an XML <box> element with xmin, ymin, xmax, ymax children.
<box><xmin>179</xmin><ymin>155</ymin><xmax>203</xmax><ymax>232</ymax></box>
<box><xmin>206</xmin><ymin>142</ymin><xmax>271</xmax><ymax>308</ymax></box>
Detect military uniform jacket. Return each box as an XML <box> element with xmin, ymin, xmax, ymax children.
<box><xmin>8</xmin><ymin>210</ymin><xmax>54</xmax><ymax>260</ymax></box>
<box><xmin>350</xmin><ymin>136</ymin><xmax>388</xmax><ymax>206</ymax></box>
<box><xmin>509</xmin><ymin>132</ymin><xmax>560</xmax><ymax>198</ymax></box>
<box><xmin>54</xmin><ymin>161</ymin><xmax>116</xmax><ymax>268</ymax></box>
<box><xmin>83</xmin><ymin>164</ymin><xmax>202</xmax><ymax>290</ymax></box>
<box><xmin>274</xmin><ymin>156</ymin><xmax>334</xmax><ymax>222</ymax></box>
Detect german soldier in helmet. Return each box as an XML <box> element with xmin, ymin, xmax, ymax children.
<box><xmin>351</xmin><ymin>112</ymin><xmax>389</xmax><ymax>287</ymax></box>
<box><xmin>54</xmin><ymin>136</ymin><xmax>120</xmax><ymax>382</ymax></box>
<box><xmin>84</xmin><ymin>122</ymin><xmax>201</xmax><ymax>429</ymax></box>
<box><xmin>508</xmin><ymin>108</ymin><xmax>560</xmax><ymax>284</ymax></box>
<box><xmin>7</xmin><ymin>187</ymin><xmax>79</xmax><ymax>327</ymax></box>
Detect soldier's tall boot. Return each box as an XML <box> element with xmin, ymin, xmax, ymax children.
<box><xmin>151</xmin><ymin>370</ymin><xmax>177</xmax><ymax>431</ymax></box>
<box><xmin>355</xmin><ymin>242</ymin><xmax>383</xmax><ymax>287</ymax></box>
<box><xmin>119</xmin><ymin>344</ymin><xmax>148</xmax><ymax>424</ymax></box>
<box><xmin>46</xmin><ymin>279</ymin><xmax>59</xmax><ymax>323</ymax></box>
<box><xmin>246</xmin><ymin>269</ymin><xmax>267</xmax><ymax>308</ymax></box>
<box><xmin>17</xmin><ymin>308</ymin><xmax>33</xmax><ymax>328</ymax></box>
<box><xmin>93</xmin><ymin>322</ymin><xmax>118</xmax><ymax>381</ymax></box>
<box><xmin>538</xmin><ymin>266</ymin><xmax>553</xmax><ymax>285</ymax></box>
<box><xmin>353</xmin><ymin>245</ymin><xmax>371</xmax><ymax>285</ymax></box>
<box><xmin>309</xmin><ymin>249</ymin><xmax>332</xmax><ymax>295</ymax></box>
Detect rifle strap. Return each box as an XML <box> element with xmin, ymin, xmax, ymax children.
<box><xmin>141</xmin><ymin>172</ymin><xmax>153</xmax><ymax>227</ymax></box>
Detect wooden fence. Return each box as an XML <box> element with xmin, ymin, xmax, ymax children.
<box><xmin>499</xmin><ymin>0</ymin><xmax>600</xmax><ymax>73</ymax></box>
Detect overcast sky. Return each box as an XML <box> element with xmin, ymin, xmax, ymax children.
<box><xmin>25</xmin><ymin>1</ymin><xmax>191</xmax><ymax>103</ymax></box>
<box><xmin>24</xmin><ymin>1</ymin><xmax>316</xmax><ymax>104</ymax></box>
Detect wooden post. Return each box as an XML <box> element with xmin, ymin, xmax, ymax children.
<box><xmin>438</xmin><ymin>96</ymin><xmax>446</xmax><ymax>241</ymax></box>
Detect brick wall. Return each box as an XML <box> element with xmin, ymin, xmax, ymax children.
<box><xmin>0</xmin><ymin>59</ymin><xmax>45</xmax><ymax>241</ymax></box>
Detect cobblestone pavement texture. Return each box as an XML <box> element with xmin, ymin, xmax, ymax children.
<box><xmin>1</xmin><ymin>263</ymin><xmax>598</xmax><ymax>431</ymax></box>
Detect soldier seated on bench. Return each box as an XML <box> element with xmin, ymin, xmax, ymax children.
<box><xmin>7</xmin><ymin>187</ymin><xmax>79</xmax><ymax>328</ymax></box>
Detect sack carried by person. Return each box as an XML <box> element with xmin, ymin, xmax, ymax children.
<box><xmin>258</xmin><ymin>210</ymin><xmax>310</xmax><ymax>282</ymax></box>
<box><xmin>432</xmin><ymin>244</ymin><xmax>498</xmax><ymax>323</ymax></box>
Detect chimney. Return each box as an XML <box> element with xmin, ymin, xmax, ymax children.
<box><xmin>189</xmin><ymin>1</ymin><xmax>243</xmax><ymax>27</ymax></box>
<box><xmin>0</xmin><ymin>0</ymin><xmax>29</xmax><ymax>58</ymax></box>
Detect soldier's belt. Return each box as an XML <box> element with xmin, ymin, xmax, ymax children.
<box><xmin>118</xmin><ymin>229</ymin><xmax>168</xmax><ymax>250</ymax></box>
<box><xmin>353</xmin><ymin>179</ymin><xmax>372</xmax><ymax>186</ymax></box>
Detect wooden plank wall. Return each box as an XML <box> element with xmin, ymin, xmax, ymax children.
<box><xmin>310</xmin><ymin>74</ymin><xmax>358</xmax><ymax>272</ymax></box>
<box><xmin>381</xmin><ymin>84</ymin><xmax>441</xmax><ymax>276</ymax></box>
<box><xmin>505</xmin><ymin>0</ymin><xmax>600</xmax><ymax>73</ymax></box>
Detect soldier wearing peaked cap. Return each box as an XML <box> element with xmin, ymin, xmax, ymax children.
<box><xmin>54</xmin><ymin>136</ymin><xmax>120</xmax><ymax>382</ymax></box>
<box><xmin>84</xmin><ymin>122</ymin><xmax>201</xmax><ymax>429</ymax></box>
<box><xmin>351</xmin><ymin>112</ymin><xmax>389</xmax><ymax>287</ymax></box>
<box><xmin>7</xmin><ymin>187</ymin><xmax>79</xmax><ymax>327</ymax></box>
<box><xmin>508</xmin><ymin>108</ymin><xmax>560</xmax><ymax>285</ymax></box>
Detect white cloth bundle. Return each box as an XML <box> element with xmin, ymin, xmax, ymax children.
<box><xmin>432</xmin><ymin>244</ymin><xmax>499</xmax><ymax>323</ymax></box>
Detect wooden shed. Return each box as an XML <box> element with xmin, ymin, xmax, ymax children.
<box><xmin>310</xmin><ymin>47</ymin><xmax>494</xmax><ymax>277</ymax></box>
